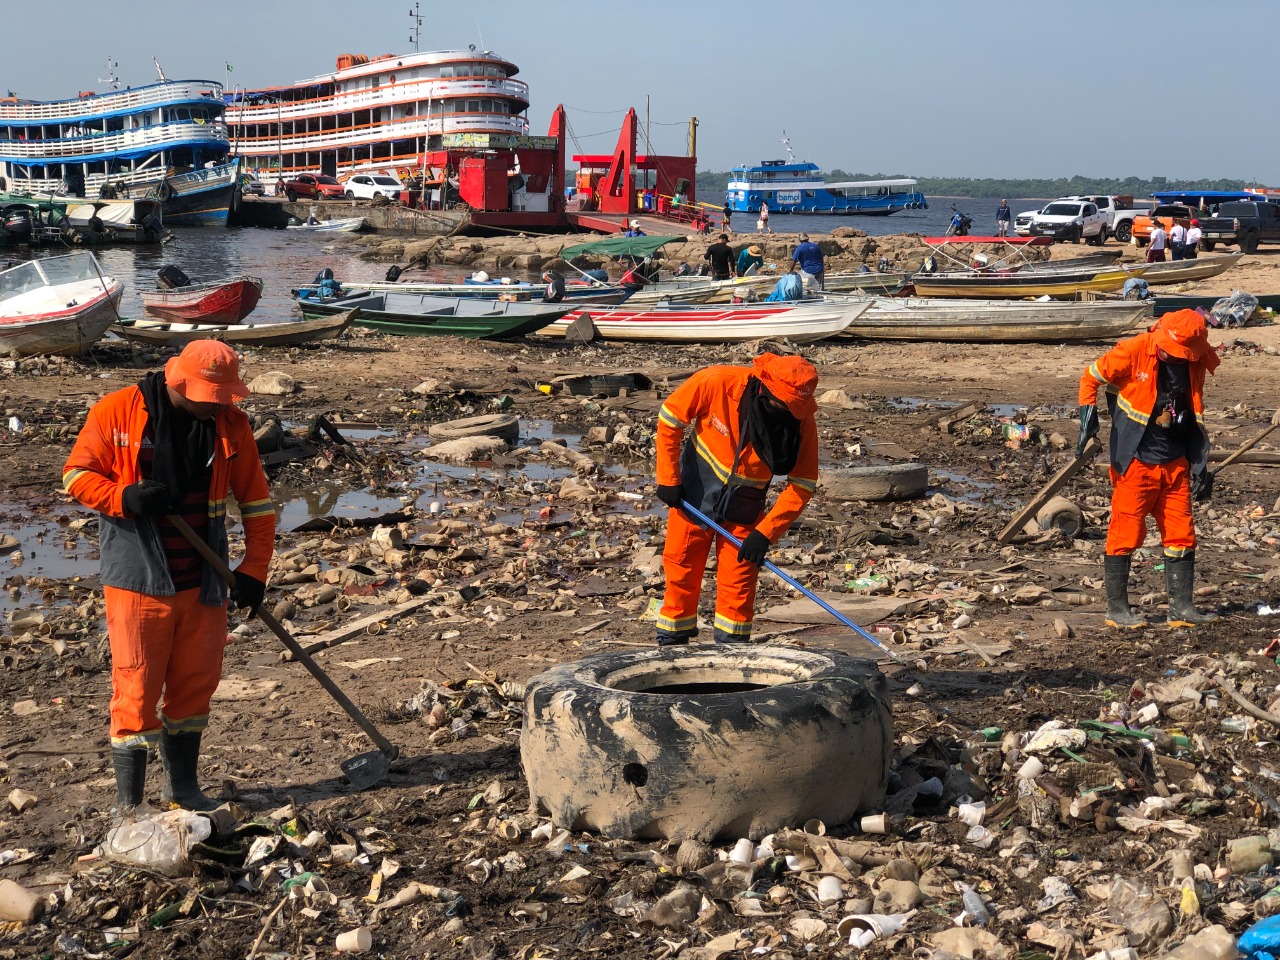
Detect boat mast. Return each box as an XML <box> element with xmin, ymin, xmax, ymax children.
<box><xmin>780</xmin><ymin>131</ymin><xmax>795</xmax><ymax>163</ymax></box>
<box><xmin>409</xmin><ymin>3</ymin><xmax>423</xmax><ymax>52</ymax></box>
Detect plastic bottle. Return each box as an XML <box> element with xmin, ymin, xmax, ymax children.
<box><xmin>958</xmin><ymin>883</ymin><xmax>991</xmax><ymax>925</ymax></box>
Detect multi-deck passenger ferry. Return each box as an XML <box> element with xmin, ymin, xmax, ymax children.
<box><xmin>0</xmin><ymin>71</ymin><xmax>239</xmax><ymax>226</ymax></box>
<box><xmin>726</xmin><ymin>135</ymin><xmax>926</xmax><ymax>217</ymax></box>
<box><xmin>224</xmin><ymin>49</ymin><xmax>531</xmax><ymax>182</ymax></box>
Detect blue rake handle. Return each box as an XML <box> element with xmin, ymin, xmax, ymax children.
<box><xmin>678</xmin><ymin>500</ymin><xmax>902</xmax><ymax>662</ymax></box>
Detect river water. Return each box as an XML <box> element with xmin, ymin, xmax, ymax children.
<box><xmin>11</xmin><ymin>195</ymin><xmax>1048</xmax><ymax>323</ymax></box>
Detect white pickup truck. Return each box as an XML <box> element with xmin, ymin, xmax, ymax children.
<box><xmin>1061</xmin><ymin>195</ymin><xmax>1151</xmax><ymax>243</ymax></box>
<box><xmin>1029</xmin><ymin>200</ymin><xmax>1110</xmax><ymax>245</ymax></box>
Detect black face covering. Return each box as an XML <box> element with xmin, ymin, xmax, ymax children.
<box><xmin>741</xmin><ymin>376</ymin><xmax>802</xmax><ymax>475</ymax></box>
<box><xmin>138</xmin><ymin>371</ymin><xmax>216</xmax><ymax>510</ymax></box>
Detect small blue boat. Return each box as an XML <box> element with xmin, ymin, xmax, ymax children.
<box><xmin>726</xmin><ymin>133</ymin><xmax>926</xmax><ymax>217</ymax></box>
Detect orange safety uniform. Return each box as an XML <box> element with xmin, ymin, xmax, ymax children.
<box><xmin>63</xmin><ymin>384</ymin><xmax>275</xmax><ymax>747</ymax></box>
<box><xmin>655</xmin><ymin>360</ymin><xmax>818</xmax><ymax>643</ymax></box>
<box><xmin>1079</xmin><ymin>316</ymin><xmax>1217</xmax><ymax>559</ymax></box>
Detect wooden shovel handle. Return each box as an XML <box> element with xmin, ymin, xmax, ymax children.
<box><xmin>1214</xmin><ymin>422</ymin><xmax>1280</xmax><ymax>476</ymax></box>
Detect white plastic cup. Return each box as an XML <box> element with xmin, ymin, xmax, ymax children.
<box><xmin>335</xmin><ymin>927</ymin><xmax>372</xmax><ymax>954</ymax></box>
<box><xmin>966</xmin><ymin>825</ymin><xmax>995</xmax><ymax>848</ymax></box>
<box><xmin>817</xmin><ymin>875</ymin><xmax>844</xmax><ymax>904</ymax></box>
<box><xmin>0</xmin><ymin>878</ymin><xmax>44</xmax><ymax>923</ymax></box>
<box><xmin>1135</xmin><ymin>703</ymin><xmax>1159</xmax><ymax>724</ymax></box>
<box><xmin>860</xmin><ymin>813</ymin><xmax>888</xmax><ymax>834</ymax></box>
<box><xmin>957</xmin><ymin>801</ymin><xmax>986</xmax><ymax>826</ymax></box>
<box><xmin>730</xmin><ymin>838</ymin><xmax>755</xmax><ymax>864</ymax></box>
<box><xmin>429</xmin><ymin>501</ymin><xmax>441</xmax><ymax>514</ymax></box>
<box><xmin>1016</xmin><ymin>756</ymin><xmax>1045</xmax><ymax>780</ymax></box>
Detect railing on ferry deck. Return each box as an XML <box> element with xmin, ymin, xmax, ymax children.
<box><xmin>0</xmin><ymin>82</ymin><xmax>224</xmax><ymax>123</ymax></box>
<box><xmin>227</xmin><ymin>115</ymin><xmax>526</xmax><ymax>156</ymax></box>
<box><xmin>0</xmin><ymin>121</ymin><xmax>229</xmax><ymax>160</ymax></box>
<box><xmin>225</xmin><ymin>77</ymin><xmax>528</xmax><ymax>124</ymax></box>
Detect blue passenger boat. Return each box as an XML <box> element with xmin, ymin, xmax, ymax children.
<box><xmin>726</xmin><ymin>134</ymin><xmax>926</xmax><ymax>218</ymax></box>
<box><xmin>0</xmin><ymin>65</ymin><xmax>239</xmax><ymax>226</ymax></box>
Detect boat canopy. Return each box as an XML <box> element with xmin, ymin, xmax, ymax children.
<box><xmin>560</xmin><ymin>235</ymin><xmax>685</xmax><ymax>259</ymax></box>
<box><xmin>1150</xmin><ymin>190</ymin><xmax>1261</xmax><ymax>205</ymax></box>
<box><xmin>923</xmin><ymin>236</ymin><xmax>1052</xmax><ymax>246</ymax></box>
<box><xmin>822</xmin><ymin>178</ymin><xmax>918</xmax><ymax>190</ymax></box>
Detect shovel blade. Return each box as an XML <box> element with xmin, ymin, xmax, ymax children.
<box><xmin>341</xmin><ymin>750</ymin><xmax>392</xmax><ymax>790</ymax></box>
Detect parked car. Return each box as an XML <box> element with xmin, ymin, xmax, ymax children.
<box><xmin>1130</xmin><ymin>204</ymin><xmax>1193</xmax><ymax>247</ymax></box>
<box><xmin>344</xmin><ymin>174</ymin><xmax>404</xmax><ymax>200</ymax></box>
<box><xmin>1013</xmin><ymin>206</ymin><xmax>1043</xmax><ymax>237</ymax></box>
<box><xmin>239</xmin><ymin>174</ymin><xmax>266</xmax><ymax>197</ymax></box>
<box><xmin>1199</xmin><ymin>199</ymin><xmax>1280</xmax><ymax>253</ymax></box>
<box><xmin>1062</xmin><ymin>195</ymin><xmax>1150</xmax><ymax>243</ymax></box>
<box><xmin>283</xmin><ymin>174</ymin><xmax>345</xmax><ymax>202</ymax></box>
<box><xmin>1029</xmin><ymin>200</ymin><xmax>1109</xmax><ymax>245</ymax></box>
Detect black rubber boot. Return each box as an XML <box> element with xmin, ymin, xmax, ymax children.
<box><xmin>656</xmin><ymin>631</ymin><xmax>693</xmax><ymax>647</ymax></box>
<box><xmin>1104</xmin><ymin>554</ymin><xmax>1148</xmax><ymax>629</ymax></box>
<box><xmin>111</xmin><ymin>746</ymin><xmax>148</xmax><ymax>809</ymax></box>
<box><xmin>159</xmin><ymin>731</ymin><xmax>219</xmax><ymax>811</ymax></box>
<box><xmin>1165</xmin><ymin>551</ymin><xmax>1218</xmax><ymax>627</ymax></box>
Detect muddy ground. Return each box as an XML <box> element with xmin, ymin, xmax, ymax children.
<box><xmin>2</xmin><ymin>250</ymin><xmax>1280</xmax><ymax>958</ymax></box>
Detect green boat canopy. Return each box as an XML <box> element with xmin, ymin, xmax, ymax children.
<box><xmin>559</xmin><ymin>235</ymin><xmax>685</xmax><ymax>260</ymax></box>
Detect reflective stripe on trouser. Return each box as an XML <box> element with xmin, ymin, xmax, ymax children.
<box><xmin>657</xmin><ymin>507</ymin><xmax>760</xmax><ymax>644</ymax></box>
<box><xmin>104</xmin><ymin>585</ymin><xmax>228</xmax><ymax>748</ymax></box>
<box><xmin>1105</xmin><ymin>457</ymin><xmax>1195</xmax><ymax>558</ymax></box>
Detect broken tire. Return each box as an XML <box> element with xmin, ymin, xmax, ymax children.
<box><xmin>820</xmin><ymin>463</ymin><xmax>928</xmax><ymax>501</ymax></box>
<box><xmin>427</xmin><ymin>414</ymin><xmax>519</xmax><ymax>443</ymax></box>
<box><xmin>520</xmin><ymin>645</ymin><xmax>892</xmax><ymax>842</ymax></box>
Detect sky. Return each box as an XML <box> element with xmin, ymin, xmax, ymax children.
<box><xmin>5</xmin><ymin>0</ymin><xmax>1277</xmax><ymax>183</ymax></box>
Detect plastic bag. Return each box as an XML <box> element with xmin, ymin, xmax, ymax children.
<box><xmin>101</xmin><ymin>810</ymin><xmax>212</xmax><ymax>876</ymax></box>
<box><xmin>1209</xmin><ymin>289</ymin><xmax>1260</xmax><ymax>328</ymax></box>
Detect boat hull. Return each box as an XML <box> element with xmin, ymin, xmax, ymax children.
<box><xmin>286</xmin><ymin>217</ymin><xmax>365</xmax><ymax>233</ymax></box>
<box><xmin>1135</xmin><ymin>253</ymin><xmax>1243</xmax><ymax>286</ymax></box>
<box><xmin>842</xmin><ymin>297</ymin><xmax>1152</xmax><ymax>342</ymax></box>
<box><xmin>161</xmin><ymin>162</ymin><xmax>241</xmax><ymax>226</ymax></box>
<box><xmin>540</xmin><ymin>300</ymin><xmax>871</xmax><ymax>343</ymax></box>
<box><xmin>295</xmin><ymin>292</ymin><xmax>573</xmax><ymax>339</ymax></box>
<box><xmin>112</xmin><ymin>312</ymin><xmax>352</xmax><ymax>348</ymax></box>
<box><xmin>911</xmin><ymin>269</ymin><xmax>1138</xmax><ymax>299</ymax></box>
<box><xmin>0</xmin><ymin>286</ymin><xmax>123</xmax><ymax>356</ymax></box>
<box><xmin>141</xmin><ymin>276</ymin><xmax>263</xmax><ymax>323</ymax></box>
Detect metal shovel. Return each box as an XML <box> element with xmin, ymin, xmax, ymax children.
<box><xmin>170</xmin><ymin>516</ymin><xmax>398</xmax><ymax>789</ymax></box>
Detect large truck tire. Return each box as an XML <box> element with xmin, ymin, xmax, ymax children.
<box><xmin>427</xmin><ymin>414</ymin><xmax>520</xmax><ymax>442</ymax></box>
<box><xmin>520</xmin><ymin>645</ymin><xmax>892</xmax><ymax>842</ymax></box>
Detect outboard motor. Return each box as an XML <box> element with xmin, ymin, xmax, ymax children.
<box><xmin>384</xmin><ymin>264</ymin><xmax>403</xmax><ymax>283</ymax></box>
<box><xmin>157</xmin><ymin>265</ymin><xmax>191</xmax><ymax>289</ymax></box>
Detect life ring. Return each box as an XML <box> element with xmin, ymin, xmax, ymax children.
<box><xmin>388</xmin><ymin>74</ymin><xmax>396</xmax><ymax>83</ymax></box>
<box><xmin>156</xmin><ymin>182</ymin><xmax>173</xmax><ymax>202</ymax></box>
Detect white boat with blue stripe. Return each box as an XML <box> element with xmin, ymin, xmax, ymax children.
<box><xmin>726</xmin><ymin>134</ymin><xmax>926</xmax><ymax>218</ymax></box>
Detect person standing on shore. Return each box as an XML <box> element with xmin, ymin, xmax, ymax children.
<box><xmin>758</xmin><ymin>200</ymin><xmax>771</xmax><ymax>234</ymax></box>
<box><xmin>62</xmin><ymin>342</ymin><xmax>276</xmax><ymax>811</ymax></box>
<box><xmin>995</xmin><ymin>199</ymin><xmax>1012</xmax><ymax>237</ymax></box>
<box><xmin>791</xmin><ymin>234</ymin><xmax>825</xmax><ymax>290</ymax></box>
<box><xmin>704</xmin><ymin>234</ymin><xmax>736</xmax><ymax>281</ymax></box>
<box><xmin>1076</xmin><ymin>310</ymin><xmax>1219</xmax><ymax>629</ymax></box>
<box><xmin>653</xmin><ymin>353</ymin><xmax>819</xmax><ymax>645</ymax></box>
<box><xmin>722</xmin><ymin>201</ymin><xmax>732</xmax><ymax>235</ymax></box>
<box><xmin>1168</xmin><ymin>220</ymin><xmax>1188</xmax><ymax>261</ymax></box>
<box><xmin>1147</xmin><ymin>221</ymin><xmax>1169</xmax><ymax>263</ymax></box>
<box><xmin>1184</xmin><ymin>219</ymin><xmax>1202</xmax><ymax>260</ymax></box>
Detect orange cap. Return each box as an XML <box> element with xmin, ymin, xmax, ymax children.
<box><xmin>753</xmin><ymin>352</ymin><xmax>818</xmax><ymax>419</ymax></box>
<box><xmin>164</xmin><ymin>340</ymin><xmax>249</xmax><ymax>404</ymax></box>
<box><xmin>1152</xmin><ymin>309</ymin><xmax>1211</xmax><ymax>362</ymax></box>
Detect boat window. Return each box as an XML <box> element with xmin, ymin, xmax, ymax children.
<box><xmin>466</xmin><ymin>100</ymin><xmax>480</xmax><ymax>112</ymax></box>
<box><xmin>804</xmin><ymin>191</ymin><xmax>815</xmax><ymax>198</ymax></box>
<box><xmin>439</xmin><ymin>66</ymin><xmax>454</xmax><ymax>78</ymax></box>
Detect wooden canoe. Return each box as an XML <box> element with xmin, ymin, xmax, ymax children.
<box><xmin>840</xmin><ymin>297</ymin><xmax>1152</xmax><ymax>342</ymax></box>
<box><xmin>111</xmin><ymin>311</ymin><xmax>355</xmax><ymax>347</ymax></box>
<box><xmin>538</xmin><ymin>299</ymin><xmax>872</xmax><ymax>343</ymax></box>
<box><xmin>1131</xmin><ymin>253</ymin><xmax>1244</xmax><ymax>285</ymax></box>
<box><xmin>294</xmin><ymin>291</ymin><xmax>574</xmax><ymax>338</ymax></box>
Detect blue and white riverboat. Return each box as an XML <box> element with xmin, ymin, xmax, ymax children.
<box><xmin>0</xmin><ymin>64</ymin><xmax>239</xmax><ymax>226</ymax></box>
<box><xmin>726</xmin><ymin>135</ymin><xmax>926</xmax><ymax>218</ymax></box>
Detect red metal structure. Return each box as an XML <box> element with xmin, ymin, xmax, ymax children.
<box><xmin>572</xmin><ymin>108</ymin><xmax>697</xmax><ymax>220</ymax></box>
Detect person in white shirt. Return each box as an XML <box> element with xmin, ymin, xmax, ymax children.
<box><xmin>1184</xmin><ymin>219</ymin><xmax>1202</xmax><ymax>260</ymax></box>
<box><xmin>1147</xmin><ymin>222</ymin><xmax>1168</xmax><ymax>263</ymax></box>
<box><xmin>1168</xmin><ymin>221</ymin><xmax>1188</xmax><ymax>261</ymax></box>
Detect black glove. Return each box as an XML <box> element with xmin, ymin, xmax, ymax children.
<box><xmin>1190</xmin><ymin>469</ymin><xmax>1214</xmax><ymax>503</ymax></box>
<box><xmin>121</xmin><ymin>480</ymin><xmax>172</xmax><ymax>517</ymax></box>
<box><xmin>737</xmin><ymin>530</ymin><xmax>770</xmax><ymax>566</ymax></box>
<box><xmin>656</xmin><ymin>484</ymin><xmax>684</xmax><ymax>509</ymax></box>
<box><xmin>1075</xmin><ymin>404</ymin><xmax>1099</xmax><ymax>459</ymax></box>
<box><xmin>231</xmin><ymin>571</ymin><xmax>266</xmax><ymax>614</ymax></box>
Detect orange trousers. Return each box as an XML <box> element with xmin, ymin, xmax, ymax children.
<box><xmin>1106</xmin><ymin>458</ymin><xmax>1195</xmax><ymax>558</ymax></box>
<box><xmin>657</xmin><ymin>508</ymin><xmax>760</xmax><ymax>643</ymax></box>
<box><xmin>104</xmin><ymin>586</ymin><xmax>228</xmax><ymax>748</ymax></box>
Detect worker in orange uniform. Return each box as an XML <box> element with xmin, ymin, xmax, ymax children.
<box><xmin>654</xmin><ymin>354</ymin><xmax>819</xmax><ymax>644</ymax></box>
<box><xmin>1077</xmin><ymin>309</ymin><xmax>1218</xmax><ymax>629</ymax></box>
<box><xmin>63</xmin><ymin>342</ymin><xmax>275</xmax><ymax>810</ymax></box>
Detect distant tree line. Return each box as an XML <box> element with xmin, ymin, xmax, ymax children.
<box><xmin>695</xmin><ymin>170</ymin><xmax>1252</xmax><ymax>199</ymax></box>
